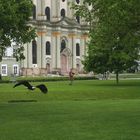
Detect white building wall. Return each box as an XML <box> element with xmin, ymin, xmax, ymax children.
<box><xmin>21</xmin><ymin>0</ymin><xmax>88</xmax><ymax>76</ymax></box>
<box><xmin>60</xmin><ymin>0</ymin><xmax>67</xmax><ymax>17</ymax></box>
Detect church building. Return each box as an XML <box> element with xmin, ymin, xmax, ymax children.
<box><xmin>21</xmin><ymin>0</ymin><xmax>88</xmax><ymax>76</ymax></box>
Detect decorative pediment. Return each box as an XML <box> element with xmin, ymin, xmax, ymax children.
<box><xmin>51</xmin><ymin>17</ymin><xmax>80</xmax><ymax>28</ymax></box>
<box><xmin>60</xmin><ymin>17</ymin><xmax>79</xmax><ymax>26</ymax></box>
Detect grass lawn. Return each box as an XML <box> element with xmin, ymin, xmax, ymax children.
<box><xmin>0</xmin><ymin>79</ymin><xmax>140</xmax><ymax>140</ymax></box>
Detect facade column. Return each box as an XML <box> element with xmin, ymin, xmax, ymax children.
<box><xmin>36</xmin><ymin>0</ymin><xmax>41</xmax><ymax>20</ymax></box>
<box><xmin>56</xmin><ymin>34</ymin><xmax>61</xmax><ymax>69</ymax></box>
<box><xmin>23</xmin><ymin>44</ymin><xmax>28</xmax><ymax>68</ymax></box>
<box><xmin>51</xmin><ymin>0</ymin><xmax>60</xmax><ymax>21</ymax></box>
<box><xmin>68</xmin><ymin>33</ymin><xmax>76</xmax><ymax>70</ymax></box>
<box><xmin>83</xmin><ymin>34</ymin><xmax>88</xmax><ymax>57</ymax></box>
<box><xmin>68</xmin><ymin>36</ymin><xmax>72</xmax><ymax>71</ymax></box>
<box><xmin>80</xmin><ymin>34</ymin><xmax>88</xmax><ymax>59</ymax></box>
<box><xmin>23</xmin><ymin>43</ymin><xmax>32</xmax><ymax>68</ymax></box>
<box><xmin>27</xmin><ymin>42</ymin><xmax>33</xmax><ymax>68</ymax></box>
<box><xmin>41</xmin><ymin>34</ymin><xmax>46</xmax><ymax>69</ymax></box>
<box><xmin>51</xmin><ymin>33</ymin><xmax>56</xmax><ymax>70</ymax></box>
<box><xmin>67</xmin><ymin>0</ymin><xmax>75</xmax><ymax>19</ymax></box>
<box><xmin>36</xmin><ymin>35</ymin><xmax>41</xmax><ymax>68</ymax></box>
<box><xmin>42</xmin><ymin>35</ymin><xmax>47</xmax><ymax>69</ymax></box>
<box><xmin>21</xmin><ymin>42</ymin><xmax>33</xmax><ymax>76</ymax></box>
<box><xmin>51</xmin><ymin>31</ymin><xmax>61</xmax><ymax>73</ymax></box>
<box><xmin>80</xmin><ymin>37</ymin><xmax>85</xmax><ymax>72</ymax></box>
<box><xmin>80</xmin><ymin>33</ymin><xmax>88</xmax><ymax>72</ymax></box>
<box><xmin>37</xmin><ymin>31</ymin><xmax>47</xmax><ymax>68</ymax></box>
<box><xmin>37</xmin><ymin>0</ymin><xmax>46</xmax><ymax>20</ymax></box>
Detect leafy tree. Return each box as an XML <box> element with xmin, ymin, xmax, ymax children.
<box><xmin>71</xmin><ymin>0</ymin><xmax>140</xmax><ymax>83</ymax></box>
<box><xmin>0</xmin><ymin>0</ymin><xmax>36</xmax><ymax>61</ymax></box>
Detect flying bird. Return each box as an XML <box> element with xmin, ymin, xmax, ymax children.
<box><xmin>13</xmin><ymin>81</ymin><xmax>48</xmax><ymax>94</ymax></box>
<box><xmin>36</xmin><ymin>84</ymin><xmax>48</xmax><ymax>93</ymax></box>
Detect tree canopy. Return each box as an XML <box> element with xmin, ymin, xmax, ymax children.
<box><xmin>71</xmin><ymin>0</ymin><xmax>140</xmax><ymax>83</ymax></box>
<box><xmin>0</xmin><ymin>0</ymin><xmax>36</xmax><ymax>61</ymax></box>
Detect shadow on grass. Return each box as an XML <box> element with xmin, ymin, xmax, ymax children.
<box><xmin>8</xmin><ymin>100</ymin><xmax>37</xmax><ymax>103</ymax></box>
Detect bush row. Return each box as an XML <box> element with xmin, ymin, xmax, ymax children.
<box><xmin>0</xmin><ymin>75</ymin><xmax>98</xmax><ymax>83</ymax></box>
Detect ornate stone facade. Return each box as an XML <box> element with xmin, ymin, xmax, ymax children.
<box><xmin>21</xmin><ymin>0</ymin><xmax>88</xmax><ymax>76</ymax></box>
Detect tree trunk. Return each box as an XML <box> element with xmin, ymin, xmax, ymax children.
<box><xmin>116</xmin><ymin>72</ymin><xmax>119</xmax><ymax>84</ymax></box>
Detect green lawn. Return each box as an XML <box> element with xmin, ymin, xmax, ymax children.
<box><xmin>0</xmin><ymin>80</ymin><xmax>140</xmax><ymax>140</ymax></box>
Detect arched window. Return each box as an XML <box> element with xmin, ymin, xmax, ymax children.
<box><xmin>61</xmin><ymin>9</ymin><xmax>65</xmax><ymax>17</ymax></box>
<box><xmin>46</xmin><ymin>41</ymin><xmax>51</xmax><ymax>55</ymax></box>
<box><xmin>76</xmin><ymin>43</ymin><xmax>80</xmax><ymax>56</ymax></box>
<box><xmin>76</xmin><ymin>0</ymin><xmax>80</xmax><ymax>4</ymax></box>
<box><xmin>76</xmin><ymin>16</ymin><xmax>80</xmax><ymax>23</ymax></box>
<box><xmin>32</xmin><ymin>5</ymin><xmax>36</xmax><ymax>19</ymax></box>
<box><xmin>32</xmin><ymin>40</ymin><xmax>37</xmax><ymax>64</ymax></box>
<box><xmin>45</xmin><ymin>7</ymin><xmax>50</xmax><ymax>21</ymax></box>
<box><xmin>61</xmin><ymin>40</ymin><xmax>66</xmax><ymax>52</ymax></box>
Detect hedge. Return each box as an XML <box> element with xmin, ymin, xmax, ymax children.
<box><xmin>0</xmin><ymin>75</ymin><xmax>98</xmax><ymax>83</ymax></box>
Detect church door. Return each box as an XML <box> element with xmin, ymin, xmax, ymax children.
<box><xmin>61</xmin><ymin>54</ymin><xmax>67</xmax><ymax>74</ymax></box>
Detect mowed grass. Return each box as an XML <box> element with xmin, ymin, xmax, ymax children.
<box><xmin>0</xmin><ymin>80</ymin><xmax>140</xmax><ymax>140</ymax></box>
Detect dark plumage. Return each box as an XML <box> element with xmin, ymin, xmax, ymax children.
<box><xmin>13</xmin><ymin>81</ymin><xmax>35</xmax><ymax>90</ymax></box>
<box><xmin>36</xmin><ymin>84</ymin><xmax>48</xmax><ymax>93</ymax></box>
<box><xmin>13</xmin><ymin>81</ymin><xmax>48</xmax><ymax>94</ymax></box>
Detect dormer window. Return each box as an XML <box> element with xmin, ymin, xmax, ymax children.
<box><xmin>76</xmin><ymin>16</ymin><xmax>80</xmax><ymax>23</ymax></box>
<box><xmin>45</xmin><ymin>7</ymin><xmax>50</xmax><ymax>21</ymax></box>
<box><xmin>76</xmin><ymin>43</ymin><xmax>80</xmax><ymax>56</ymax></box>
<box><xmin>76</xmin><ymin>0</ymin><xmax>80</xmax><ymax>4</ymax></box>
<box><xmin>32</xmin><ymin>5</ymin><xmax>36</xmax><ymax>19</ymax></box>
<box><xmin>46</xmin><ymin>41</ymin><xmax>51</xmax><ymax>55</ymax></box>
<box><xmin>61</xmin><ymin>9</ymin><xmax>65</xmax><ymax>17</ymax></box>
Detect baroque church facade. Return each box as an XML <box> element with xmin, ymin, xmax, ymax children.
<box><xmin>21</xmin><ymin>0</ymin><xmax>88</xmax><ymax>76</ymax></box>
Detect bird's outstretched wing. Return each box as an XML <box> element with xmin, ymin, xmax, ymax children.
<box><xmin>13</xmin><ymin>81</ymin><xmax>33</xmax><ymax>90</ymax></box>
<box><xmin>36</xmin><ymin>84</ymin><xmax>48</xmax><ymax>94</ymax></box>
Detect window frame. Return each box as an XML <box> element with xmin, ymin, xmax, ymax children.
<box><xmin>61</xmin><ymin>9</ymin><xmax>66</xmax><ymax>17</ymax></box>
<box><xmin>46</xmin><ymin>41</ymin><xmax>51</xmax><ymax>55</ymax></box>
<box><xmin>45</xmin><ymin>7</ymin><xmax>50</xmax><ymax>21</ymax></box>
<box><xmin>13</xmin><ymin>64</ymin><xmax>19</xmax><ymax>75</ymax></box>
<box><xmin>32</xmin><ymin>40</ymin><xmax>37</xmax><ymax>64</ymax></box>
<box><xmin>76</xmin><ymin>43</ymin><xmax>80</xmax><ymax>56</ymax></box>
<box><xmin>1</xmin><ymin>64</ymin><xmax>7</xmax><ymax>76</ymax></box>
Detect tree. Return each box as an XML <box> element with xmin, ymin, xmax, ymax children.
<box><xmin>0</xmin><ymin>0</ymin><xmax>36</xmax><ymax>61</ymax></box>
<box><xmin>71</xmin><ymin>0</ymin><xmax>140</xmax><ymax>83</ymax></box>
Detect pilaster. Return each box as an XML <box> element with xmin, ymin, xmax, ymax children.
<box><xmin>51</xmin><ymin>31</ymin><xmax>61</xmax><ymax>73</ymax></box>
<box><xmin>67</xmin><ymin>0</ymin><xmax>75</xmax><ymax>19</ymax></box>
<box><xmin>51</xmin><ymin>0</ymin><xmax>60</xmax><ymax>21</ymax></box>
<box><xmin>23</xmin><ymin>42</ymin><xmax>32</xmax><ymax>68</ymax></box>
<box><xmin>37</xmin><ymin>31</ymin><xmax>47</xmax><ymax>68</ymax></box>
<box><xmin>68</xmin><ymin>33</ymin><xmax>77</xmax><ymax>69</ymax></box>
<box><xmin>36</xmin><ymin>0</ymin><xmax>46</xmax><ymax>20</ymax></box>
<box><xmin>81</xmin><ymin>34</ymin><xmax>88</xmax><ymax>56</ymax></box>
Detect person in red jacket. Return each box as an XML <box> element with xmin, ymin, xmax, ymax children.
<box><xmin>69</xmin><ymin>68</ymin><xmax>75</xmax><ymax>85</ymax></box>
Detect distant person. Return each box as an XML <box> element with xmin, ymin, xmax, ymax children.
<box><xmin>69</xmin><ymin>68</ymin><xmax>75</xmax><ymax>85</ymax></box>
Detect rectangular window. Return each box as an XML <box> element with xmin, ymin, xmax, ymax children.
<box><xmin>13</xmin><ymin>65</ymin><xmax>19</xmax><ymax>75</ymax></box>
<box><xmin>1</xmin><ymin>64</ymin><xmax>7</xmax><ymax>76</ymax></box>
<box><xmin>46</xmin><ymin>41</ymin><xmax>51</xmax><ymax>55</ymax></box>
<box><xmin>76</xmin><ymin>43</ymin><xmax>80</xmax><ymax>56</ymax></box>
<box><xmin>32</xmin><ymin>41</ymin><xmax>37</xmax><ymax>64</ymax></box>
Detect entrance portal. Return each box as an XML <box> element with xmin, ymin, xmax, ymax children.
<box><xmin>61</xmin><ymin>54</ymin><xmax>67</xmax><ymax>74</ymax></box>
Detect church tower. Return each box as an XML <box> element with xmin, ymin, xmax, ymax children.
<box><xmin>21</xmin><ymin>0</ymin><xmax>88</xmax><ymax>76</ymax></box>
